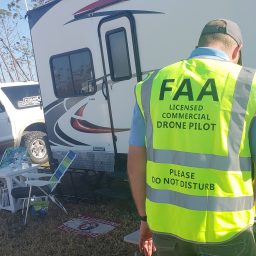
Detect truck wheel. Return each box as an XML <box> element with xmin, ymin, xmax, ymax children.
<box><xmin>23</xmin><ymin>131</ymin><xmax>49</xmax><ymax>164</ymax></box>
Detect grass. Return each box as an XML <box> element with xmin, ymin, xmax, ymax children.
<box><xmin>0</xmin><ymin>173</ymin><xmax>139</xmax><ymax>256</ymax></box>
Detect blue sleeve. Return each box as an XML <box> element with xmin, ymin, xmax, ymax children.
<box><xmin>129</xmin><ymin>103</ymin><xmax>146</xmax><ymax>146</ymax></box>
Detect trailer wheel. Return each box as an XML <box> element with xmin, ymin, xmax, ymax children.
<box><xmin>23</xmin><ymin>131</ymin><xmax>49</xmax><ymax>165</ymax></box>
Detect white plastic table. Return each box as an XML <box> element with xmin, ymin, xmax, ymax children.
<box><xmin>0</xmin><ymin>165</ymin><xmax>38</xmax><ymax>213</ymax></box>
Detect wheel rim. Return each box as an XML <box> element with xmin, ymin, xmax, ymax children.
<box><xmin>31</xmin><ymin>138</ymin><xmax>47</xmax><ymax>159</ymax></box>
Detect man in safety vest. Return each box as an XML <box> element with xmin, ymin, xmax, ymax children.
<box><xmin>128</xmin><ymin>19</ymin><xmax>256</xmax><ymax>256</ymax></box>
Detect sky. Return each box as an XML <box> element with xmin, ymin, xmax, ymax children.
<box><xmin>0</xmin><ymin>0</ymin><xmax>28</xmax><ymax>9</ymax></box>
<box><xmin>0</xmin><ymin>0</ymin><xmax>27</xmax><ymax>12</ymax></box>
<box><xmin>0</xmin><ymin>0</ymin><xmax>30</xmax><ymax>36</ymax></box>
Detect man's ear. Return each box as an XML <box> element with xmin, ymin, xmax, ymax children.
<box><xmin>232</xmin><ymin>44</ymin><xmax>242</xmax><ymax>63</ymax></box>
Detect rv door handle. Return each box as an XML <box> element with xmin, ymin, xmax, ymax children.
<box><xmin>101</xmin><ymin>80</ymin><xmax>108</xmax><ymax>100</ymax></box>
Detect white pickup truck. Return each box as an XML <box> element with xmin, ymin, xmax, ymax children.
<box><xmin>0</xmin><ymin>81</ymin><xmax>49</xmax><ymax>164</ymax></box>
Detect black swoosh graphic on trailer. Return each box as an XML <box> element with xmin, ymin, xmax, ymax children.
<box><xmin>55</xmin><ymin>123</ymin><xmax>89</xmax><ymax>145</ymax></box>
<box><xmin>45</xmin><ymin>99</ymin><xmax>89</xmax><ymax>146</ymax></box>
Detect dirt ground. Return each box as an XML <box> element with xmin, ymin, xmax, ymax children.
<box><xmin>0</xmin><ymin>171</ymin><xmax>139</xmax><ymax>256</ymax></box>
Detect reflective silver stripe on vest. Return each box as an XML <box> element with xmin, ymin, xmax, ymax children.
<box><xmin>227</xmin><ymin>68</ymin><xmax>255</xmax><ymax>170</ymax></box>
<box><xmin>147</xmin><ymin>184</ymin><xmax>254</xmax><ymax>212</ymax></box>
<box><xmin>141</xmin><ymin>70</ymin><xmax>159</xmax><ymax>151</ymax></box>
<box><xmin>141</xmin><ymin>67</ymin><xmax>255</xmax><ymax>171</ymax></box>
<box><xmin>151</xmin><ymin>149</ymin><xmax>251</xmax><ymax>171</ymax></box>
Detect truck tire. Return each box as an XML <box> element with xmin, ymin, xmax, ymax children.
<box><xmin>23</xmin><ymin>131</ymin><xmax>49</xmax><ymax>164</ymax></box>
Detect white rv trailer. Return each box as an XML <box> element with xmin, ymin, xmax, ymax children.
<box><xmin>27</xmin><ymin>0</ymin><xmax>256</xmax><ymax>172</ymax></box>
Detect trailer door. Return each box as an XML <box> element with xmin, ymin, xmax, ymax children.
<box><xmin>98</xmin><ymin>13</ymin><xmax>141</xmax><ymax>155</ymax></box>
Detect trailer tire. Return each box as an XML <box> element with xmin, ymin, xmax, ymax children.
<box><xmin>23</xmin><ymin>131</ymin><xmax>49</xmax><ymax>164</ymax></box>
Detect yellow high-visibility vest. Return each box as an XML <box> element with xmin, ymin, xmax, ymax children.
<box><xmin>135</xmin><ymin>58</ymin><xmax>256</xmax><ymax>243</ymax></box>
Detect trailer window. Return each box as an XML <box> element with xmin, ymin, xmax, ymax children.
<box><xmin>106</xmin><ymin>27</ymin><xmax>131</xmax><ymax>81</ymax></box>
<box><xmin>50</xmin><ymin>48</ymin><xmax>95</xmax><ymax>98</ymax></box>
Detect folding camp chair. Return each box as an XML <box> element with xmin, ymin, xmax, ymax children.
<box><xmin>11</xmin><ymin>150</ymin><xmax>76</xmax><ymax>224</ymax></box>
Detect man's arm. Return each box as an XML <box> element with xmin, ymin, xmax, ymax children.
<box><xmin>127</xmin><ymin>145</ymin><xmax>156</xmax><ymax>256</ymax></box>
<box><xmin>127</xmin><ymin>145</ymin><xmax>147</xmax><ymax>216</ymax></box>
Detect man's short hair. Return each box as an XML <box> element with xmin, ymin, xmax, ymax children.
<box><xmin>198</xmin><ymin>31</ymin><xmax>237</xmax><ymax>49</ymax></box>
<box><xmin>197</xmin><ymin>19</ymin><xmax>243</xmax><ymax>64</ymax></box>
